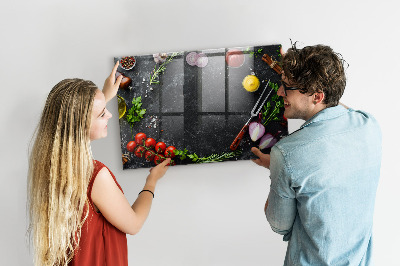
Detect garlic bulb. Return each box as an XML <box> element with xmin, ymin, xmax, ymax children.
<box><xmin>153</xmin><ymin>53</ymin><xmax>168</xmax><ymax>64</ymax></box>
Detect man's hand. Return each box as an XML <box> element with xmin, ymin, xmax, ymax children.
<box><xmin>251</xmin><ymin>147</ymin><xmax>271</xmax><ymax>169</ymax></box>
<box><xmin>103</xmin><ymin>61</ymin><xmax>123</xmax><ymax>103</ymax></box>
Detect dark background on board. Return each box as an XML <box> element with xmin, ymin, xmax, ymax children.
<box><xmin>115</xmin><ymin>44</ymin><xmax>288</xmax><ymax>169</ymax></box>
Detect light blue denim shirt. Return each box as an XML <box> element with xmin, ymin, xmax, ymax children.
<box><xmin>266</xmin><ymin>105</ymin><xmax>382</xmax><ymax>266</ymax></box>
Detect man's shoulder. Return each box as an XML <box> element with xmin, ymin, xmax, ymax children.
<box><xmin>348</xmin><ymin>109</ymin><xmax>380</xmax><ymax>128</ymax></box>
<box><xmin>275</xmin><ymin>108</ymin><xmax>381</xmax><ymax>156</ymax></box>
<box><xmin>273</xmin><ymin>130</ymin><xmax>310</xmax><ymax>158</ymax></box>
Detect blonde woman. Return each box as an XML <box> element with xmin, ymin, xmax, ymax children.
<box><xmin>27</xmin><ymin>62</ymin><xmax>171</xmax><ymax>266</ymax></box>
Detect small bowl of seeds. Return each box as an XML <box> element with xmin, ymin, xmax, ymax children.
<box><xmin>120</xmin><ymin>56</ymin><xmax>136</xmax><ymax>70</ymax></box>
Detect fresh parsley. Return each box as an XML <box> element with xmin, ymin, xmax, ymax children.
<box><xmin>261</xmin><ymin>82</ymin><xmax>284</xmax><ymax>126</ymax></box>
<box><xmin>126</xmin><ymin>97</ymin><xmax>146</xmax><ymax>137</ymax></box>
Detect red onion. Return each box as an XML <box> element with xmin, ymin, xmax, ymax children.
<box><xmin>186</xmin><ymin>52</ymin><xmax>198</xmax><ymax>66</ymax></box>
<box><xmin>196</xmin><ymin>53</ymin><xmax>208</xmax><ymax>68</ymax></box>
<box><xmin>259</xmin><ymin>133</ymin><xmax>278</xmax><ymax>150</ymax></box>
<box><xmin>249</xmin><ymin>122</ymin><xmax>265</xmax><ymax>141</ymax></box>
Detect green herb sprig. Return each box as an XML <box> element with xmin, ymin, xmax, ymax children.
<box><xmin>245</xmin><ymin>47</ymin><xmax>263</xmax><ymax>58</ymax></box>
<box><xmin>149</xmin><ymin>52</ymin><xmax>180</xmax><ymax>85</ymax></box>
<box><xmin>174</xmin><ymin>149</ymin><xmax>242</xmax><ymax>164</ymax></box>
<box><xmin>174</xmin><ymin>148</ymin><xmax>189</xmax><ymax>160</ymax></box>
<box><xmin>126</xmin><ymin>96</ymin><xmax>146</xmax><ymax>138</ymax></box>
<box><xmin>262</xmin><ymin>82</ymin><xmax>284</xmax><ymax>126</ymax></box>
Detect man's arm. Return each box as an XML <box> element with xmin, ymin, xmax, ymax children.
<box><xmin>265</xmin><ymin>147</ymin><xmax>297</xmax><ymax>239</ymax></box>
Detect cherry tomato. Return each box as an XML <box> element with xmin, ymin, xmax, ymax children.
<box><xmin>144</xmin><ymin>150</ymin><xmax>155</xmax><ymax>161</ymax></box>
<box><xmin>155</xmin><ymin>142</ymin><xmax>167</xmax><ymax>153</ymax></box>
<box><xmin>145</xmin><ymin>138</ymin><xmax>157</xmax><ymax>149</ymax></box>
<box><xmin>167</xmin><ymin>160</ymin><xmax>176</xmax><ymax>166</ymax></box>
<box><xmin>135</xmin><ymin>132</ymin><xmax>147</xmax><ymax>146</ymax></box>
<box><xmin>134</xmin><ymin>146</ymin><xmax>146</xmax><ymax>158</ymax></box>
<box><xmin>126</xmin><ymin>141</ymin><xmax>137</xmax><ymax>152</ymax></box>
<box><xmin>164</xmin><ymin>146</ymin><xmax>176</xmax><ymax>158</ymax></box>
<box><xmin>154</xmin><ymin>155</ymin><xmax>165</xmax><ymax>165</ymax></box>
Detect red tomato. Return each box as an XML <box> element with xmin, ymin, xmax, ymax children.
<box><xmin>167</xmin><ymin>160</ymin><xmax>176</xmax><ymax>166</ymax></box>
<box><xmin>135</xmin><ymin>132</ymin><xmax>147</xmax><ymax>146</ymax></box>
<box><xmin>155</xmin><ymin>142</ymin><xmax>167</xmax><ymax>153</ymax></box>
<box><xmin>134</xmin><ymin>146</ymin><xmax>146</xmax><ymax>158</ymax></box>
<box><xmin>144</xmin><ymin>150</ymin><xmax>155</xmax><ymax>161</ymax></box>
<box><xmin>145</xmin><ymin>138</ymin><xmax>156</xmax><ymax>149</ymax></box>
<box><xmin>164</xmin><ymin>146</ymin><xmax>176</xmax><ymax>158</ymax></box>
<box><xmin>154</xmin><ymin>155</ymin><xmax>165</xmax><ymax>165</ymax></box>
<box><xmin>126</xmin><ymin>141</ymin><xmax>137</xmax><ymax>152</ymax></box>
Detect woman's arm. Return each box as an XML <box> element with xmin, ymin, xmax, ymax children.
<box><xmin>91</xmin><ymin>158</ymin><xmax>171</xmax><ymax>235</ymax></box>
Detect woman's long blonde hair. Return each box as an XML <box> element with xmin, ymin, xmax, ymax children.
<box><xmin>28</xmin><ymin>79</ymin><xmax>98</xmax><ymax>265</ymax></box>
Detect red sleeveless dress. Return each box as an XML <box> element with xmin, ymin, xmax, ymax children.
<box><xmin>69</xmin><ymin>160</ymin><xmax>128</xmax><ymax>266</ymax></box>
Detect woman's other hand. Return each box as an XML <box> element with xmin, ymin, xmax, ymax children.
<box><xmin>103</xmin><ymin>61</ymin><xmax>123</xmax><ymax>103</ymax></box>
<box><xmin>146</xmin><ymin>158</ymin><xmax>171</xmax><ymax>186</ymax></box>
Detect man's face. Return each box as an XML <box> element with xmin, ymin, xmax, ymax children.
<box><xmin>277</xmin><ymin>75</ymin><xmax>315</xmax><ymax>121</ymax></box>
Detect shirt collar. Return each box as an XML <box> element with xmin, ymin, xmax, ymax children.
<box><xmin>300</xmin><ymin>105</ymin><xmax>349</xmax><ymax>129</ymax></box>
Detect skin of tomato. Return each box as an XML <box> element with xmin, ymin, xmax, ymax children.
<box><xmin>135</xmin><ymin>133</ymin><xmax>147</xmax><ymax>146</ymax></box>
<box><xmin>126</xmin><ymin>141</ymin><xmax>137</xmax><ymax>152</ymax></box>
<box><xmin>145</xmin><ymin>150</ymin><xmax>155</xmax><ymax>161</ymax></box>
<box><xmin>145</xmin><ymin>138</ymin><xmax>156</xmax><ymax>149</ymax></box>
<box><xmin>167</xmin><ymin>160</ymin><xmax>176</xmax><ymax>166</ymax></box>
<box><xmin>154</xmin><ymin>155</ymin><xmax>165</xmax><ymax>165</ymax></box>
<box><xmin>155</xmin><ymin>142</ymin><xmax>166</xmax><ymax>153</ymax></box>
<box><xmin>164</xmin><ymin>146</ymin><xmax>176</xmax><ymax>158</ymax></box>
<box><xmin>134</xmin><ymin>146</ymin><xmax>145</xmax><ymax>158</ymax></box>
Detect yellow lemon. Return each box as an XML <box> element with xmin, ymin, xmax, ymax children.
<box><xmin>242</xmin><ymin>75</ymin><xmax>260</xmax><ymax>92</ymax></box>
<box><xmin>117</xmin><ymin>95</ymin><xmax>126</xmax><ymax>119</ymax></box>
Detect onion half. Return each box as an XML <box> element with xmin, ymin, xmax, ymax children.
<box><xmin>249</xmin><ymin>122</ymin><xmax>265</xmax><ymax>141</ymax></box>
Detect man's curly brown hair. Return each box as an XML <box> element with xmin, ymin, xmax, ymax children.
<box><xmin>282</xmin><ymin>43</ymin><xmax>347</xmax><ymax>107</ymax></box>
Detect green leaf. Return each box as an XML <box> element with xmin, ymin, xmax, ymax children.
<box><xmin>125</xmin><ymin>97</ymin><xmax>146</xmax><ymax>127</ymax></box>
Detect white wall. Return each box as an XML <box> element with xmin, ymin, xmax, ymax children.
<box><xmin>1</xmin><ymin>0</ymin><xmax>399</xmax><ymax>265</ymax></box>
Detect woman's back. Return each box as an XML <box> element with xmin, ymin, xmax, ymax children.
<box><xmin>69</xmin><ymin>160</ymin><xmax>127</xmax><ymax>266</ymax></box>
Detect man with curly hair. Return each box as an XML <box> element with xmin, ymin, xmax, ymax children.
<box><xmin>252</xmin><ymin>44</ymin><xmax>381</xmax><ymax>266</ymax></box>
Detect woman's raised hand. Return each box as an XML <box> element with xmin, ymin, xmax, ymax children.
<box><xmin>103</xmin><ymin>61</ymin><xmax>123</xmax><ymax>103</ymax></box>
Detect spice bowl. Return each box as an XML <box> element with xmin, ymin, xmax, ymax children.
<box><xmin>120</xmin><ymin>56</ymin><xmax>136</xmax><ymax>70</ymax></box>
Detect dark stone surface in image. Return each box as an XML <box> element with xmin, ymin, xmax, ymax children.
<box><xmin>115</xmin><ymin>45</ymin><xmax>288</xmax><ymax>170</ymax></box>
